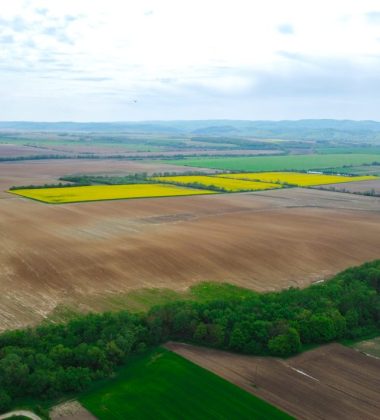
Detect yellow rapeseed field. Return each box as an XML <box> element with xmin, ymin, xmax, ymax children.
<box><xmin>151</xmin><ymin>175</ymin><xmax>282</xmax><ymax>192</ymax></box>
<box><xmin>9</xmin><ymin>184</ymin><xmax>217</xmax><ymax>204</ymax></box>
<box><xmin>216</xmin><ymin>172</ymin><xmax>378</xmax><ymax>186</ymax></box>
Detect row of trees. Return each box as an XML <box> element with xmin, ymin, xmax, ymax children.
<box><xmin>1</xmin><ymin>261</ymin><xmax>380</xmax><ymax>412</ymax></box>
<box><xmin>9</xmin><ymin>182</ymin><xmax>89</xmax><ymax>191</ymax></box>
<box><xmin>59</xmin><ymin>174</ymin><xmax>153</xmax><ymax>186</ymax></box>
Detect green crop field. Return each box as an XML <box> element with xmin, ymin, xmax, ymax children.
<box><xmin>165</xmin><ymin>154</ymin><xmax>380</xmax><ymax>172</ymax></box>
<box><xmin>80</xmin><ymin>348</ymin><xmax>292</xmax><ymax>420</ymax></box>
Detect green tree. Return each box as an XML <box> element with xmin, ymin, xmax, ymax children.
<box><xmin>229</xmin><ymin>327</ymin><xmax>246</xmax><ymax>351</ymax></box>
<box><xmin>57</xmin><ymin>367</ymin><xmax>91</xmax><ymax>392</ymax></box>
<box><xmin>0</xmin><ymin>390</ymin><xmax>11</xmax><ymax>413</ymax></box>
<box><xmin>50</xmin><ymin>344</ymin><xmax>73</xmax><ymax>367</ymax></box>
<box><xmin>208</xmin><ymin>324</ymin><xmax>225</xmax><ymax>346</ymax></box>
<box><xmin>0</xmin><ymin>354</ymin><xmax>29</xmax><ymax>397</ymax></box>
<box><xmin>345</xmin><ymin>308</ymin><xmax>359</xmax><ymax>329</ymax></box>
<box><xmin>193</xmin><ymin>323</ymin><xmax>207</xmax><ymax>341</ymax></box>
<box><xmin>268</xmin><ymin>328</ymin><xmax>301</xmax><ymax>357</ymax></box>
<box><xmin>105</xmin><ymin>341</ymin><xmax>124</xmax><ymax>365</ymax></box>
<box><xmin>309</xmin><ymin>315</ymin><xmax>335</xmax><ymax>342</ymax></box>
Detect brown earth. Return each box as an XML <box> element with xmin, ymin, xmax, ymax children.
<box><xmin>166</xmin><ymin>342</ymin><xmax>380</xmax><ymax>420</ymax></box>
<box><xmin>0</xmin><ymin>143</ymin><xmax>73</xmax><ymax>157</ymax></box>
<box><xmin>317</xmin><ymin>179</ymin><xmax>380</xmax><ymax>195</ymax></box>
<box><xmin>1</xmin><ymin>182</ymin><xmax>380</xmax><ymax>330</ymax></box>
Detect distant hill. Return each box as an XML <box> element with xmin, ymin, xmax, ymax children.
<box><xmin>1</xmin><ymin>119</ymin><xmax>380</xmax><ymax>141</ymax></box>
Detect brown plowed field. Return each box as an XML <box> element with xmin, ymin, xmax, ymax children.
<box><xmin>317</xmin><ymin>179</ymin><xmax>380</xmax><ymax>195</ymax></box>
<box><xmin>1</xmin><ymin>178</ymin><xmax>380</xmax><ymax>330</ymax></box>
<box><xmin>166</xmin><ymin>342</ymin><xmax>380</xmax><ymax>420</ymax></box>
<box><xmin>0</xmin><ymin>143</ymin><xmax>72</xmax><ymax>157</ymax></box>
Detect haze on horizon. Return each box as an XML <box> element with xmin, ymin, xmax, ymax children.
<box><xmin>1</xmin><ymin>0</ymin><xmax>380</xmax><ymax>122</ymax></box>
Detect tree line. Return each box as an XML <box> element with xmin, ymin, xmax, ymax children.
<box><xmin>0</xmin><ymin>260</ymin><xmax>380</xmax><ymax>412</ymax></box>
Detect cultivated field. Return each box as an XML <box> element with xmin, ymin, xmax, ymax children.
<box><xmin>217</xmin><ymin>171</ymin><xmax>377</xmax><ymax>186</ymax></box>
<box><xmin>167</xmin><ymin>342</ymin><xmax>380</xmax><ymax>420</ymax></box>
<box><xmin>316</xmin><ymin>178</ymin><xmax>380</xmax><ymax>195</ymax></box>
<box><xmin>80</xmin><ymin>348</ymin><xmax>290</xmax><ymax>420</ymax></box>
<box><xmin>152</xmin><ymin>175</ymin><xmax>281</xmax><ymax>192</ymax></box>
<box><xmin>10</xmin><ymin>184</ymin><xmax>215</xmax><ymax>204</ymax></box>
<box><xmin>2</xmin><ymin>186</ymin><xmax>380</xmax><ymax>330</ymax></box>
<box><xmin>166</xmin><ymin>153</ymin><xmax>380</xmax><ymax>171</ymax></box>
<box><xmin>0</xmin><ymin>159</ymin><xmax>216</xmax><ymax>198</ymax></box>
<box><xmin>0</xmin><ymin>143</ymin><xmax>72</xmax><ymax>157</ymax></box>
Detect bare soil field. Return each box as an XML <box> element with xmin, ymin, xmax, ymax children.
<box><xmin>317</xmin><ymin>178</ymin><xmax>380</xmax><ymax>195</ymax></box>
<box><xmin>166</xmin><ymin>342</ymin><xmax>380</xmax><ymax>420</ymax></box>
<box><xmin>1</xmin><ymin>184</ymin><xmax>380</xmax><ymax>330</ymax></box>
<box><xmin>0</xmin><ymin>143</ymin><xmax>73</xmax><ymax>157</ymax></box>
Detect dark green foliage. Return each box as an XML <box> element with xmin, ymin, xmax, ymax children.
<box><xmin>0</xmin><ymin>260</ymin><xmax>380</xmax><ymax>412</ymax></box>
<box><xmin>7</xmin><ymin>417</ymin><xmax>30</xmax><ymax>420</ymax></box>
<box><xmin>268</xmin><ymin>328</ymin><xmax>301</xmax><ymax>356</ymax></box>
<box><xmin>9</xmin><ymin>182</ymin><xmax>89</xmax><ymax>191</ymax></box>
<box><xmin>0</xmin><ymin>390</ymin><xmax>11</xmax><ymax>412</ymax></box>
<box><xmin>0</xmin><ymin>312</ymin><xmax>147</xmax><ymax>410</ymax></box>
<box><xmin>59</xmin><ymin>173</ymin><xmax>152</xmax><ymax>186</ymax></box>
<box><xmin>5</xmin><ymin>417</ymin><xmax>29</xmax><ymax>420</ymax></box>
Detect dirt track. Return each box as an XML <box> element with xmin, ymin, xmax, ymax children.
<box><xmin>166</xmin><ymin>342</ymin><xmax>380</xmax><ymax>420</ymax></box>
<box><xmin>1</xmin><ymin>183</ymin><xmax>380</xmax><ymax>330</ymax></box>
<box><xmin>0</xmin><ymin>410</ymin><xmax>41</xmax><ymax>420</ymax></box>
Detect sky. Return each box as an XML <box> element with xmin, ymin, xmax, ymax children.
<box><xmin>1</xmin><ymin>0</ymin><xmax>380</xmax><ymax>121</ymax></box>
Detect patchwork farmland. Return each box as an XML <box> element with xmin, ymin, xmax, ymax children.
<box><xmin>2</xmin><ymin>177</ymin><xmax>380</xmax><ymax>330</ymax></box>
<box><xmin>167</xmin><ymin>342</ymin><xmax>380</xmax><ymax>420</ymax></box>
<box><xmin>3</xmin><ymin>2</ymin><xmax>380</xmax><ymax>415</ymax></box>
<box><xmin>1</xmin><ymin>120</ymin><xmax>380</xmax><ymax>419</ymax></box>
<box><xmin>8</xmin><ymin>169</ymin><xmax>376</xmax><ymax>206</ymax></box>
<box><xmin>80</xmin><ymin>348</ymin><xmax>291</xmax><ymax>419</ymax></box>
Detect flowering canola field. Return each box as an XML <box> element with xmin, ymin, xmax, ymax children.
<box><xmin>152</xmin><ymin>175</ymin><xmax>281</xmax><ymax>192</ymax></box>
<box><xmin>9</xmin><ymin>184</ymin><xmax>216</xmax><ymax>204</ymax></box>
<box><xmin>217</xmin><ymin>172</ymin><xmax>378</xmax><ymax>186</ymax></box>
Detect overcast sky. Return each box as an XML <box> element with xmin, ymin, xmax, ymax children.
<box><xmin>1</xmin><ymin>0</ymin><xmax>380</xmax><ymax>121</ymax></box>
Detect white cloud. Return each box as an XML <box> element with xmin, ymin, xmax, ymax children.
<box><xmin>1</xmin><ymin>0</ymin><xmax>380</xmax><ymax>120</ymax></box>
